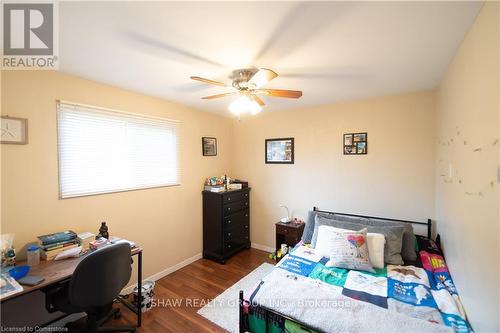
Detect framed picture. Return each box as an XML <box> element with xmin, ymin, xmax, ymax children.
<box><xmin>1</xmin><ymin>116</ymin><xmax>28</xmax><ymax>144</ymax></box>
<box><xmin>265</xmin><ymin>138</ymin><xmax>294</xmax><ymax>164</ymax></box>
<box><xmin>202</xmin><ymin>137</ymin><xmax>217</xmax><ymax>156</ymax></box>
<box><xmin>343</xmin><ymin>132</ymin><xmax>367</xmax><ymax>155</ymax></box>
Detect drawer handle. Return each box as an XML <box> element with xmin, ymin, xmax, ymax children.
<box><xmin>245</xmin><ymin>202</ymin><xmax>248</xmax><ymax>206</ymax></box>
<box><xmin>245</xmin><ymin>193</ymin><xmax>248</xmax><ymax>197</ymax></box>
<box><xmin>228</xmin><ymin>245</ymin><xmax>232</xmax><ymax>249</ymax></box>
<box><xmin>228</xmin><ymin>207</ymin><xmax>231</xmax><ymax>211</ymax></box>
<box><xmin>228</xmin><ymin>232</ymin><xmax>232</xmax><ymax>237</ymax></box>
<box><xmin>245</xmin><ymin>236</ymin><xmax>249</xmax><ymax>240</ymax></box>
<box><xmin>228</xmin><ymin>220</ymin><xmax>232</xmax><ymax>224</ymax></box>
<box><xmin>228</xmin><ymin>197</ymin><xmax>231</xmax><ymax>201</ymax></box>
<box><xmin>245</xmin><ymin>214</ymin><xmax>248</xmax><ymax>217</ymax></box>
<box><xmin>245</xmin><ymin>225</ymin><xmax>248</xmax><ymax>229</ymax></box>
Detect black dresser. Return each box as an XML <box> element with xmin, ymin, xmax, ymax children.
<box><xmin>202</xmin><ymin>188</ymin><xmax>251</xmax><ymax>263</ymax></box>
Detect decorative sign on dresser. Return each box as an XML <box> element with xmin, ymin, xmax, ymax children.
<box><xmin>202</xmin><ymin>188</ymin><xmax>251</xmax><ymax>264</ymax></box>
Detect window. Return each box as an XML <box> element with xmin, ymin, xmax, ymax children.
<box><xmin>57</xmin><ymin>101</ymin><xmax>180</xmax><ymax>198</ymax></box>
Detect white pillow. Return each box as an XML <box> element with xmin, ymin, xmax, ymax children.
<box><xmin>366</xmin><ymin>233</ymin><xmax>385</xmax><ymax>269</ymax></box>
<box><xmin>315</xmin><ymin>225</ymin><xmax>374</xmax><ymax>273</ymax></box>
<box><xmin>315</xmin><ymin>226</ymin><xmax>386</xmax><ymax>269</ymax></box>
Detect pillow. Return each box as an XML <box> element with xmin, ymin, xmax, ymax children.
<box><xmin>301</xmin><ymin>210</ymin><xmax>317</xmax><ymax>244</ymax></box>
<box><xmin>368</xmin><ymin>218</ymin><xmax>417</xmax><ymax>262</ymax></box>
<box><xmin>315</xmin><ymin>225</ymin><xmax>374</xmax><ymax>273</ymax></box>
<box><xmin>313</xmin><ymin>215</ymin><xmax>405</xmax><ymax>265</ymax></box>
<box><xmin>366</xmin><ymin>233</ymin><xmax>385</xmax><ymax>269</ymax></box>
<box><xmin>333</xmin><ymin>214</ymin><xmax>370</xmax><ymax>224</ymax></box>
<box><xmin>301</xmin><ymin>210</ymin><xmax>336</xmax><ymax>244</ymax></box>
<box><xmin>315</xmin><ymin>226</ymin><xmax>385</xmax><ymax>269</ymax></box>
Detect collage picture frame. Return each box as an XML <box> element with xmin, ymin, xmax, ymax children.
<box><xmin>343</xmin><ymin>132</ymin><xmax>367</xmax><ymax>155</ymax></box>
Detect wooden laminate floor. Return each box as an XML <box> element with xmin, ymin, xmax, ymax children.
<box><xmin>113</xmin><ymin>248</ymin><xmax>273</xmax><ymax>333</ymax></box>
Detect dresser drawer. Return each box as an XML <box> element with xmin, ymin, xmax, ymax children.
<box><xmin>224</xmin><ymin>209</ymin><xmax>249</xmax><ymax>230</ymax></box>
<box><xmin>222</xmin><ymin>190</ymin><xmax>249</xmax><ymax>204</ymax></box>
<box><xmin>223</xmin><ymin>199</ymin><xmax>249</xmax><ymax>216</ymax></box>
<box><xmin>224</xmin><ymin>227</ymin><xmax>249</xmax><ymax>242</ymax></box>
<box><xmin>223</xmin><ymin>228</ymin><xmax>250</xmax><ymax>253</ymax></box>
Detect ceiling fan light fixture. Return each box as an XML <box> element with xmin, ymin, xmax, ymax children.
<box><xmin>229</xmin><ymin>95</ymin><xmax>262</xmax><ymax>115</ymax></box>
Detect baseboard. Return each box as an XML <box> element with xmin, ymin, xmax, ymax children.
<box><xmin>251</xmin><ymin>242</ymin><xmax>274</xmax><ymax>253</ymax></box>
<box><xmin>122</xmin><ymin>252</ymin><xmax>202</xmax><ymax>294</ymax></box>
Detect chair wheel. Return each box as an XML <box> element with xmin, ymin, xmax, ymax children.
<box><xmin>114</xmin><ymin>310</ymin><xmax>122</xmax><ymax>319</ymax></box>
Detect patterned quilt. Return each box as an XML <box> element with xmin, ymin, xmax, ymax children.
<box><xmin>248</xmin><ymin>241</ymin><xmax>471</xmax><ymax>333</ymax></box>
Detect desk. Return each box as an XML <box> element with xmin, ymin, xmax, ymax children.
<box><xmin>1</xmin><ymin>246</ymin><xmax>143</xmax><ymax>327</ymax></box>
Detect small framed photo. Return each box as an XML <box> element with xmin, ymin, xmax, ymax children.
<box><xmin>344</xmin><ymin>134</ymin><xmax>353</xmax><ymax>146</ymax></box>
<box><xmin>353</xmin><ymin>133</ymin><xmax>367</xmax><ymax>143</ymax></box>
<box><xmin>202</xmin><ymin>137</ymin><xmax>217</xmax><ymax>156</ymax></box>
<box><xmin>1</xmin><ymin>116</ymin><xmax>28</xmax><ymax>145</ymax></box>
<box><xmin>343</xmin><ymin>132</ymin><xmax>367</xmax><ymax>155</ymax></box>
<box><xmin>265</xmin><ymin>138</ymin><xmax>294</xmax><ymax>164</ymax></box>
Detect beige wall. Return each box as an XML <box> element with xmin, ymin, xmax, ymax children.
<box><xmin>435</xmin><ymin>3</ymin><xmax>500</xmax><ymax>332</ymax></box>
<box><xmin>1</xmin><ymin>70</ymin><xmax>233</xmax><ymax>284</ymax></box>
<box><xmin>232</xmin><ymin>91</ymin><xmax>436</xmax><ymax>248</ymax></box>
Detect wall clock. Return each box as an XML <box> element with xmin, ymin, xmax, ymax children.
<box><xmin>1</xmin><ymin>116</ymin><xmax>28</xmax><ymax>144</ymax></box>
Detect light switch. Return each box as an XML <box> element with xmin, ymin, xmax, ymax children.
<box><xmin>448</xmin><ymin>164</ymin><xmax>453</xmax><ymax>178</ymax></box>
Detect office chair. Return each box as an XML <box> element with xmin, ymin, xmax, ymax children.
<box><xmin>44</xmin><ymin>243</ymin><xmax>136</xmax><ymax>333</ymax></box>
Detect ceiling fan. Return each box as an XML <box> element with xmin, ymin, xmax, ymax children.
<box><xmin>190</xmin><ymin>68</ymin><xmax>302</xmax><ymax>115</ymax></box>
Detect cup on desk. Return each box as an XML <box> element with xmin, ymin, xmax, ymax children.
<box><xmin>281</xmin><ymin>244</ymin><xmax>288</xmax><ymax>256</ymax></box>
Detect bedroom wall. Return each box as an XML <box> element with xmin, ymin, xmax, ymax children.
<box><xmin>231</xmin><ymin>91</ymin><xmax>436</xmax><ymax>249</ymax></box>
<box><xmin>434</xmin><ymin>3</ymin><xmax>500</xmax><ymax>332</ymax></box>
<box><xmin>1</xmin><ymin>70</ymin><xmax>233</xmax><ymax>284</ymax></box>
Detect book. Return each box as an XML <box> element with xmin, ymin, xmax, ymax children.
<box><xmin>38</xmin><ymin>231</ymin><xmax>77</xmax><ymax>246</ymax></box>
<box><xmin>41</xmin><ymin>239</ymin><xmax>79</xmax><ymax>251</ymax></box>
<box><xmin>204</xmin><ymin>185</ymin><xmax>225</xmax><ymax>192</ymax></box>
<box><xmin>0</xmin><ymin>274</ymin><xmax>23</xmax><ymax>300</ymax></box>
<box><xmin>41</xmin><ymin>243</ymin><xmax>79</xmax><ymax>260</ymax></box>
<box><xmin>77</xmin><ymin>232</ymin><xmax>95</xmax><ymax>250</ymax></box>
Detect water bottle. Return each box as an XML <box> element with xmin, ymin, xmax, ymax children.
<box><xmin>27</xmin><ymin>245</ymin><xmax>40</xmax><ymax>266</ymax></box>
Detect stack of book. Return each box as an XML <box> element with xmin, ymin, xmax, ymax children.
<box><xmin>77</xmin><ymin>232</ymin><xmax>95</xmax><ymax>251</ymax></box>
<box><xmin>38</xmin><ymin>230</ymin><xmax>79</xmax><ymax>260</ymax></box>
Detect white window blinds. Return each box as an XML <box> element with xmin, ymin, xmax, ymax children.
<box><xmin>57</xmin><ymin>101</ymin><xmax>180</xmax><ymax>198</ymax></box>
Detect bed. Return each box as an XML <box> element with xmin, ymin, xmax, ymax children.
<box><xmin>238</xmin><ymin>207</ymin><xmax>471</xmax><ymax>333</ymax></box>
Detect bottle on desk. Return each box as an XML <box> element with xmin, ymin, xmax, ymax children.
<box><xmin>98</xmin><ymin>222</ymin><xmax>109</xmax><ymax>239</ymax></box>
<box><xmin>27</xmin><ymin>245</ymin><xmax>40</xmax><ymax>266</ymax></box>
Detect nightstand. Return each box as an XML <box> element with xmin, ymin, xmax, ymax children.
<box><xmin>275</xmin><ymin>221</ymin><xmax>305</xmax><ymax>255</ymax></box>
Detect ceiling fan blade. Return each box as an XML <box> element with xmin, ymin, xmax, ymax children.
<box><xmin>250</xmin><ymin>94</ymin><xmax>265</xmax><ymax>106</ymax></box>
<box><xmin>257</xmin><ymin>89</ymin><xmax>302</xmax><ymax>99</ymax></box>
<box><xmin>190</xmin><ymin>76</ymin><xmax>227</xmax><ymax>87</ymax></box>
<box><xmin>201</xmin><ymin>92</ymin><xmax>237</xmax><ymax>100</ymax></box>
<box><xmin>248</xmin><ymin>68</ymin><xmax>278</xmax><ymax>88</ymax></box>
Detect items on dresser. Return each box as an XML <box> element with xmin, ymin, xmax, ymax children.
<box><xmin>231</xmin><ymin>179</ymin><xmax>248</xmax><ymax>188</ymax></box>
<box><xmin>202</xmin><ymin>188</ymin><xmax>251</xmax><ymax>264</ymax></box>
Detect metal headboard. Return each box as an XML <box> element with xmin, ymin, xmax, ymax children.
<box><xmin>312</xmin><ymin>206</ymin><xmax>432</xmax><ymax>239</ymax></box>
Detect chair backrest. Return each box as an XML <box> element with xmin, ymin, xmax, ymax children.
<box><xmin>68</xmin><ymin>243</ymin><xmax>132</xmax><ymax>308</ymax></box>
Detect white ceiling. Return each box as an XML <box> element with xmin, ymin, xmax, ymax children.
<box><xmin>59</xmin><ymin>1</ymin><xmax>482</xmax><ymax>117</ymax></box>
